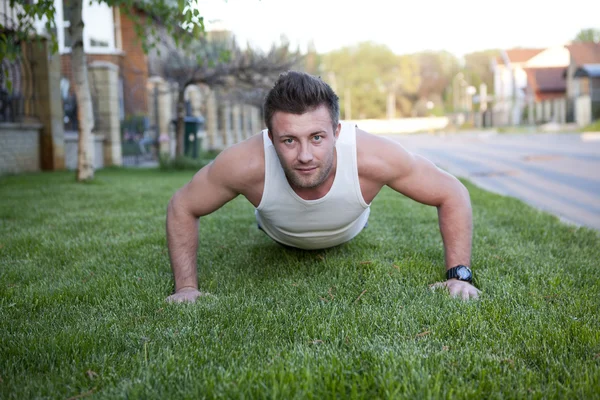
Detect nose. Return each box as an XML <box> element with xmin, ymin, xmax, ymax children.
<box><xmin>297</xmin><ymin>142</ymin><xmax>313</xmax><ymax>164</ymax></box>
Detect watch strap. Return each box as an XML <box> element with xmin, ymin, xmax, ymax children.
<box><xmin>446</xmin><ymin>265</ymin><xmax>472</xmax><ymax>283</ymax></box>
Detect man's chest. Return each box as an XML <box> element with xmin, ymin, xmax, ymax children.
<box><xmin>243</xmin><ymin>176</ymin><xmax>383</xmax><ymax>209</ymax></box>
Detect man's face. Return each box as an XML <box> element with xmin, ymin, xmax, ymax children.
<box><xmin>269</xmin><ymin>105</ymin><xmax>340</xmax><ymax>190</ymax></box>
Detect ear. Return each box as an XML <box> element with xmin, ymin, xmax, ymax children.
<box><xmin>334</xmin><ymin>123</ymin><xmax>341</xmax><ymax>140</ymax></box>
<box><xmin>268</xmin><ymin>129</ymin><xmax>273</xmax><ymax>142</ymax></box>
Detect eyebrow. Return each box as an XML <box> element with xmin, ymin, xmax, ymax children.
<box><xmin>280</xmin><ymin>130</ymin><xmax>327</xmax><ymax>138</ymax></box>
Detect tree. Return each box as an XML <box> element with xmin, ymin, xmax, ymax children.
<box><xmin>151</xmin><ymin>32</ymin><xmax>300</xmax><ymax>156</ymax></box>
<box><xmin>0</xmin><ymin>1</ymin><xmax>57</xmax><ymax>60</ymax></box>
<box><xmin>458</xmin><ymin>49</ymin><xmax>499</xmax><ymax>113</ymax></box>
<box><xmin>573</xmin><ymin>28</ymin><xmax>600</xmax><ymax>43</ymax></box>
<box><xmin>411</xmin><ymin>51</ymin><xmax>461</xmax><ymax>115</ymax></box>
<box><xmin>322</xmin><ymin>42</ymin><xmax>421</xmax><ymax>119</ymax></box>
<box><xmin>463</xmin><ymin>50</ymin><xmax>497</xmax><ymax>92</ymax></box>
<box><xmin>301</xmin><ymin>40</ymin><xmax>322</xmax><ymax>76</ymax></box>
<box><xmin>390</xmin><ymin>55</ymin><xmax>420</xmax><ymax>117</ymax></box>
<box><xmin>2</xmin><ymin>0</ymin><xmax>204</xmax><ymax>181</ymax></box>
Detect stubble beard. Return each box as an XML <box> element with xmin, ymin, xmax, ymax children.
<box><xmin>279</xmin><ymin>149</ymin><xmax>336</xmax><ymax>189</ymax></box>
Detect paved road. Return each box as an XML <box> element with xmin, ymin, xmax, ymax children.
<box><xmin>384</xmin><ymin>132</ymin><xmax>600</xmax><ymax>231</ymax></box>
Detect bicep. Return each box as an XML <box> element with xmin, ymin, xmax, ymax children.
<box><xmin>172</xmin><ymin>158</ymin><xmax>239</xmax><ymax>218</ymax></box>
<box><xmin>386</xmin><ymin>150</ymin><xmax>464</xmax><ymax>207</ymax></box>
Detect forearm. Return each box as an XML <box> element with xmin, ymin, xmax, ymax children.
<box><xmin>166</xmin><ymin>199</ymin><xmax>200</xmax><ymax>292</ymax></box>
<box><xmin>436</xmin><ymin>184</ymin><xmax>473</xmax><ymax>269</ymax></box>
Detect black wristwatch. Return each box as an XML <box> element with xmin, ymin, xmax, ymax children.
<box><xmin>446</xmin><ymin>265</ymin><xmax>473</xmax><ymax>283</ymax></box>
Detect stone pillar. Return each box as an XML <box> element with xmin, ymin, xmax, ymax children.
<box><xmin>186</xmin><ymin>85</ymin><xmax>203</xmax><ymax>117</ymax></box>
<box><xmin>148</xmin><ymin>77</ymin><xmax>175</xmax><ymax>156</ymax></box>
<box><xmin>205</xmin><ymin>89</ymin><xmax>218</xmax><ymax>149</ymax></box>
<box><xmin>219</xmin><ymin>101</ymin><xmax>232</xmax><ymax>147</ymax></box>
<box><xmin>88</xmin><ymin>61</ymin><xmax>122</xmax><ymax>166</ymax></box>
<box><xmin>243</xmin><ymin>104</ymin><xmax>259</xmax><ymax>138</ymax></box>
<box><xmin>241</xmin><ymin>105</ymin><xmax>250</xmax><ymax>139</ymax></box>
<box><xmin>232</xmin><ymin>103</ymin><xmax>242</xmax><ymax>143</ymax></box>
<box><xmin>251</xmin><ymin>106</ymin><xmax>262</xmax><ymax>134</ymax></box>
<box><xmin>28</xmin><ymin>39</ymin><xmax>65</xmax><ymax>170</ymax></box>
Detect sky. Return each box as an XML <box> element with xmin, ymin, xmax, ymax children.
<box><xmin>196</xmin><ymin>0</ymin><xmax>600</xmax><ymax>57</ymax></box>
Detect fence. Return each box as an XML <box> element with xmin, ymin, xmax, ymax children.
<box><xmin>0</xmin><ymin>39</ymin><xmax>37</xmax><ymax>123</ymax></box>
<box><xmin>121</xmin><ymin>114</ymin><xmax>157</xmax><ymax>166</ymax></box>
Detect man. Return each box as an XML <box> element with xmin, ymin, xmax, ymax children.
<box><xmin>166</xmin><ymin>71</ymin><xmax>480</xmax><ymax>303</ymax></box>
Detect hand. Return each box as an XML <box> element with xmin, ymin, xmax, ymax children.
<box><xmin>429</xmin><ymin>279</ymin><xmax>481</xmax><ymax>300</ymax></box>
<box><xmin>166</xmin><ymin>287</ymin><xmax>208</xmax><ymax>303</ymax></box>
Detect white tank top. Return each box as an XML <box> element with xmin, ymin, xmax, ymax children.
<box><xmin>255</xmin><ymin>121</ymin><xmax>370</xmax><ymax>250</ymax></box>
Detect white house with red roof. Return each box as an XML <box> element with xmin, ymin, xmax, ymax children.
<box><xmin>492</xmin><ymin>47</ymin><xmax>570</xmax><ymax>126</ymax></box>
<box><xmin>564</xmin><ymin>42</ymin><xmax>600</xmax><ymax>126</ymax></box>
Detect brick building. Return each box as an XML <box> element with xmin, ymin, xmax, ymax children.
<box><xmin>55</xmin><ymin>1</ymin><xmax>262</xmax><ymax>160</ymax></box>
<box><xmin>57</xmin><ymin>3</ymin><xmax>151</xmax><ymax>123</ymax></box>
<box><xmin>1</xmin><ymin>0</ymin><xmax>262</xmax><ymax>175</ymax></box>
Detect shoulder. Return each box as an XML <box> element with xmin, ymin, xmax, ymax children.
<box><xmin>355</xmin><ymin>127</ymin><xmax>416</xmax><ymax>184</ymax></box>
<box><xmin>206</xmin><ymin>132</ymin><xmax>265</xmax><ymax>193</ymax></box>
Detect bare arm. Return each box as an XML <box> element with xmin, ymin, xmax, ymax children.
<box><xmin>387</xmin><ymin>152</ymin><xmax>473</xmax><ymax>269</ymax></box>
<box><xmin>165</xmin><ymin>137</ymin><xmax>263</xmax><ymax>302</ymax></box>
<box><xmin>166</xmin><ymin>194</ymin><xmax>200</xmax><ymax>293</ymax></box>
<box><xmin>166</xmin><ymin>161</ymin><xmax>238</xmax><ymax>301</ymax></box>
<box><xmin>359</xmin><ymin>131</ymin><xmax>478</xmax><ymax>299</ymax></box>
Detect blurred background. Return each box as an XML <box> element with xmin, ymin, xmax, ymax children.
<box><xmin>1</xmin><ymin>0</ymin><xmax>599</xmax><ymax>173</ymax></box>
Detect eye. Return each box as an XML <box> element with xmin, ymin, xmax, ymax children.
<box><xmin>313</xmin><ymin>135</ymin><xmax>322</xmax><ymax>142</ymax></box>
<box><xmin>283</xmin><ymin>138</ymin><xmax>294</xmax><ymax>144</ymax></box>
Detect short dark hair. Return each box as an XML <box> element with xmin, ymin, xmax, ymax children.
<box><xmin>263</xmin><ymin>71</ymin><xmax>340</xmax><ymax>133</ymax></box>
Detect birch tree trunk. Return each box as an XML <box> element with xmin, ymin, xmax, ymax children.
<box><xmin>70</xmin><ymin>0</ymin><xmax>95</xmax><ymax>181</ymax></box>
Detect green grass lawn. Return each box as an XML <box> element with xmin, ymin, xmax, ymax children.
<box><xmin>582</xmin><ymin>119</ymin><xmax>600</xmax><ymax>132</ymax></box>
<box><xmin>1</xmin><ymin>169</ymin><xmax>599</xmax><ymax>399</ymax></box>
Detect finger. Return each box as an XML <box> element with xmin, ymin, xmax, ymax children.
<box><xmin>429</xmin><ymin>282</ymin><xmax>447</xmax><ymax>291</ymax></box>
<box><xmin>461</xmin><ymin>289</ymin><xmax>470</xmax><ymax>301</ymax></box>
<box><xmin>469</xmin><ymin>287</ymin><xmax>481</xmax><ymax>299</ymax></box>
<box><xmin>183</xmin><ymin>294</ymin><xmax>200</xmax><ymax>303</ymax></box>
<box><xmin>448</xmin><ymin>286</ymin><xmax>461</xmax><ymax>298</ymax></box>
<box><xmin>166</xmin><ymin>294</ymin><xmax>193</xmax><ymax>303</ymax></box>
<box><xmin>165</xmin><ymin>295</ymin><xmax>176</xmax><ymax>303</ymax></box>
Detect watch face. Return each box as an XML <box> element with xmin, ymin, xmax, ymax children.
<box><xmin>457</xmin><ymin>266</ymin><xmax>472</xmax><ymax>280</ymax></box>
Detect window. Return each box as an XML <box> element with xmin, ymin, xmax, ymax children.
<box><xmin>84</xmin><ymin>2</ymin><xmax>115</xmax><ymax>50</ymax></box>
<box><xmin>55</xmin><ymin>0</ymin><xmax>116</xmax><ymax>53</ymax></box>
<box><xmin>56</xmin><ymin>0</ymin><xmax>72</xmax><ymax>50</ymax></box>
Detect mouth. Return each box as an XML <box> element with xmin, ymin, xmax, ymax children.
<box><xmin>295</xmin><ymin>167</ymin><xmax>317</xmax><ymax>174</ymax></box>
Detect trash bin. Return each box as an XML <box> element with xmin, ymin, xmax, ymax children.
<box><xmin>173</xmin><ymin>116</ymin><xmax>205</xmax><ymax>159</ymax></box>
